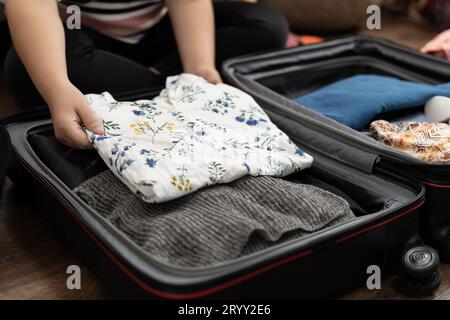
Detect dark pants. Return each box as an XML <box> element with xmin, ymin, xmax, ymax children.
<box><xmin>4</xmin><ymin>2</ymin><xmax>288</xmax><ymax>108</ymax></box>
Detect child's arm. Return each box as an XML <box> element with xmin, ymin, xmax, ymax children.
<box><xmin>166</xmin><ymin>0</ymin><xmax>222</xmax><ymax>84</ymax></box>
<box><xmin>5</xmin><ymin>0</ymin><xmax>103</xmax><ymax>149</ymax></box>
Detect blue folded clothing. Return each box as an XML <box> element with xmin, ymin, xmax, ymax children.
<box><xmin>293</xmin><ymin>74</ymin><xmax>450</xmax><ymax>130</ymax></box>
<box><xmin>391</xmin><ymin>112</ymin><xmax>428</xmax><ymax>124</ymax></box>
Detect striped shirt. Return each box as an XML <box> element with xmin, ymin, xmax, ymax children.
<box><xmin>59</xmin><ymin>0</ymin><xmax>167</xmax><ymax>43</ymax></box>
<box><xmin>1</xmin><ymin>0</ymin><xmax>167</xmax><ymax>44</ymax></box>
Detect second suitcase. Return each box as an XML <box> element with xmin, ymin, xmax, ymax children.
<box><xmin>223</xmin><ymin>36</ymin><xmax>450</xmax><ymax>261</ymax></box>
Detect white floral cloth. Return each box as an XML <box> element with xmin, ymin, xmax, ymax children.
<box><xmin>85</xmin><ymin>74</ymin><xmax>313</xmax><ymax>203</ymax></box>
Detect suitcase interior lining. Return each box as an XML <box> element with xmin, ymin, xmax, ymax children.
<box><xmin>19</xmin><ymin>122</ymin><xmax>418</xmax><ymax>269</ymax></box>
<box><xmin>253</xmin><ymin>56</ymin><xmax>435</xmax><ymax>132</ymax></box>
<box><xmin>27</xmin><ymin>125</ymin><xmax>412</xmax><ymax>218</ymax></box>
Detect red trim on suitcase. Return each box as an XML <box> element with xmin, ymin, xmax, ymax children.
<box><xmin>423</xmin><ymin>181</ymin><xmax>450</xmax><ymax>189</ymax></box>
<box><xmin>18</xmin><ymin>157</ymin><xmax>424</xmax><ymax>299</ymax></box>
<box><xmin>335</xmin><ymin>199</ymin><xmax>425</xmax><ymax>244</ymax></box>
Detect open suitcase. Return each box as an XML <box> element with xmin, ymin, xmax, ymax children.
<box><xmin>222</xmin><ymin>36</ymin><xmax>450</xmax><ymax>263</ymax></box>
<box><xmin>0</xmin><ymin>85</ymin><xmax>441</xmax><ymax>298</ymax></box>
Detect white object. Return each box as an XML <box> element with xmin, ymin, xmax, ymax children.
<box><xmin>85</xmin><ymin>74</ymin><xmax>313</xmax><ymax>203</ymax></box>
<box><xmin>424</xmin><ymin>96</ymin><xmax>450</xmax><ymax>123</ymax></box>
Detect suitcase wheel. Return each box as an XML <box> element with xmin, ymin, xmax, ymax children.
<box><xmin>401</xmin><ymin>245</ymin><xmax>441</xmax><ymax>296</ymax></box>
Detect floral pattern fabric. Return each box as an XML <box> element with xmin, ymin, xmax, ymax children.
<box><xmin>85</xmin><ymin>74</ymin><xmax>313</xmax><ymax>203</ymax></box>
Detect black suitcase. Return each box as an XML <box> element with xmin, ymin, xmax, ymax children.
<box><xmin>222</xmin><ymin>36</ymin><xmax>450</xmax><ymax>263</ymax></box>
<box><xmin>0</xmin><ymin>87</ymin><xmax>440</xmax><ymax>299</ymax></box>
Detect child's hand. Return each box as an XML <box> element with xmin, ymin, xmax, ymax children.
<box><xmin>192</xmin><ymin>67</ymin><xmax>223</xmax><ymax>84</ymax></box>
<box><xmin>421</xmin><ymin>29</ymin><xmax>450</xmax><ymax>60</ymax></box>
<box><xmin>48</xmin><ymin>82</ymin><xmax>104</xmax><ymax>149</ymax></box>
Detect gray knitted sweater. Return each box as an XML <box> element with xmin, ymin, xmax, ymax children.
<box><xmin>74</xmin><ymin>171</ymin><xmax>355</xmax><ymax>268</ymax></box>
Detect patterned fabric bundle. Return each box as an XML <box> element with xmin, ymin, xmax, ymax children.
<box><xmin>370</xmin><ymin>120</ymin><xmax>450</xmax><ymax>164</ymax></box>
<box><xmin>85</xmin><ymin>74</ymin><xmax>313</xmax><ymax>203</ymax></box>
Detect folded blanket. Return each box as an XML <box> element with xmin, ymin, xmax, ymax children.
<box><xmin>85</xmin><ymin>74</ymin><xmax>313</xmax><ymax>203</ymax></box>
<box><xmin>293</xmin><ymin>75</ymin><xmax>450</xmax><ymax>130</ymax></box>
<box><xmin>370</xmin><ymin>120</ymin><xmax>450</xmax><ymax>164</ymax></box>
<box><xmin>74</xmin><ymin>171</ymin><xmax>355</xmax><ymax>268</ymax></box>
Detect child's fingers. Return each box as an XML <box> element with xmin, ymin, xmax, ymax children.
<box><xmin>66</xmin><ymin>122</ymin><xmax>94</xmax><ymax>149</ymax></box>
<box><xmin>77</xmin><ymin>100</ymin><xmax>104</xmax><ymax>135</ymax></box>
<box><xmin>54</xmin><ymin>119</ymin><xmax>93</xmax><ymax>150</ymax></box>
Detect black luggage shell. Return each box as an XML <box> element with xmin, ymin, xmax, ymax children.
<box><xmin>0</xmin><ymin>86</ymin><xmax>429</xmax><ymax>298</ymax></box>
<box><xmin>222</xmin><ymin>36</ymin><xmax>450</xmax><ymax>261</ymax></box>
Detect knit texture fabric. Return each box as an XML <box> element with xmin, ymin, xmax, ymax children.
<box><xmin>74</xmin><ymin>171</ymin><xmax>355</xmax><ymax>268</ymax></box>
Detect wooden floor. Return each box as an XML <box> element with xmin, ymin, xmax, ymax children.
<box><xmin>0</xmin><ymin>179</ymin><xmax>109</xmax><ymax>299</ymax></box>
<box><xmin>1</xmin><ymin>15</ymin><xmax>450</xmax><ymax>300</ymax></box>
